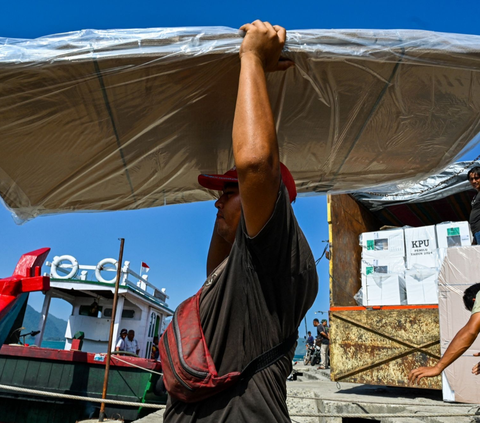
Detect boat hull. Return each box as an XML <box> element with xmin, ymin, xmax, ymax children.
<box><xmin>0</xmin><ymin>345</ymin><xmax>165</xmax><ymax>423</ymax></box>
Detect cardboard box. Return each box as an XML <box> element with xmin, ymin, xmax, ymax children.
<box><xmin>404</xmin><ymin>225</ymin><xmax>439</xmax><ymax>269</ymax></box>
<box><xmin>363</xmin><ymin>274</ymin><xmax>406</xmax><ymax>306</ymax></box>
<box><xmin>405</xmin><ymin>268</ymin><xmax>438</xmax><ymax>305</ymax></box>
<box><xmin>360</xmin><ymin>229</ymin><xmax>405</xmax><ymax>257</ymax></box>
<box><xmin>438</xmin><ymin>246</ymin><xmax>480</xmax><ymax>403</ymax></box>
<box><xmin>361</xmin><ymin>257</ymin><xmax>405</xmax><ymax>278</ymax></box>
<box><xmin>436</xmin><ymin>221</ymin><xmax>472</xmax><ymax>249</ymax></box>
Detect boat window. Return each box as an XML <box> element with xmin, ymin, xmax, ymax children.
<box><xmin>103</xmin><ymin>308</ymin><xmax>135</xmax><ymax>319</ymax></box>
<box><xmin>79</xmin><ymin>304</ymin><xmax>103</xmax><ymax>317</ymax></box>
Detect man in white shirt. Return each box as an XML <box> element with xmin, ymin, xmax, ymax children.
<box><xmin>125</xmin><ymin>329</ymin><xmax>140</xmax><ymax>355</ymax></box>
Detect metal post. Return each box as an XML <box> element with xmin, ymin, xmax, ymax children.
<box><xmin>98</xmin><ymin>238</ymin><xmax>125</xmax><ymax>422</ymax></box>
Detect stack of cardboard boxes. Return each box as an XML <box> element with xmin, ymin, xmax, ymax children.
<box><xmin>359</xmin><ymin>221</ymin><xmax>471</xmax><ymax>306</ymax></box>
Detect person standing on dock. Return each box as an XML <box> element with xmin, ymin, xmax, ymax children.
<box><xmin>306</xmin><ymin>331</ymin><xmax>314</xmax><ymax>347</ymax></box>
<box><xmin>162</xmin><ymin>21</ymin><xmax>318</xmax><ymax>423</ymax></box>
<box><xmin>318</xmin><ymin>319</ymin><xmax>330</xmax><ymax>369</ymax></box>
<box><xmin>313</xmin><ymin>318</ymin><xmax>321</xmax><ymax>341</ymax></box>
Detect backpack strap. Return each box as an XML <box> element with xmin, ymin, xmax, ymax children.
<box><xmin>240</xmin><ymin>331</ymin><xmax>299</xmax><ymax>381</ymax></box>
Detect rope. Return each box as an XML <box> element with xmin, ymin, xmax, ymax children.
<box><xmin>0</xmin><ymin>383</ymin><xmax>165</xmax><ymax>409</ymax></box>
<box><xmin>315</xmin><ymin>243</ymin><xmax>329</xmax><ymax>266</ymax></box>
<box><xmin>287</xmin><ymin>394</ymin><xmax>477</xmax><ymax>407</ymax></box>
<box><xmin>110</xmin><ymin>356</ymin><xmax>163</xmax><ymax>376</ymax></box>
<box><xmin>1</xmin><ymin>382</ymin><xmax>478</xmax><ymax>418</ymax></box>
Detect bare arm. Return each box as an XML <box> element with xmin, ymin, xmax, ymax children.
<box><xmin>409</xmin><ymin>313</ymin><xmax>480</xmax><ymax>384</ymax></box>
<box><xmin>233</xmin><ymin>21</ymin><xmax>293</xmax><ymax>237</ymax></box>
<box><xmin>206</xmin><ymin>222</ymin><xmax>232</xmax><ymax>276</ymax></box>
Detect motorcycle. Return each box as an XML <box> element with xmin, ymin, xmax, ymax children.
<box><xmin>309</xmin><ymin>344</ymin><xmax>322</xmax><ymax>366</ymax></box>
<box><xmin>303</xmin><ymin>343</ymin><xmax>316</xmax><ymax>365</ymax></box>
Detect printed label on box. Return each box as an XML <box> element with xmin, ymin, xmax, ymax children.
<box><xmin>361</xmin><ymin>229</ymin><xmax>405</xmax><ymax>256</ymax></box>
<box><xmin>404</xmin><ymin>225</ymin><xmax>438</xmax><ymax>269</ymax></box>
<box><xmin>447</xmin><ymin>227</ymin><xmax>460</xmax><ymax>236</ymax></box>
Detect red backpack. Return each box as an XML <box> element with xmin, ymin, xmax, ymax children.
<box><xmin>158</xmin><ymin>287</ymin><xmax>297</xmax><ymax>403</ymax></box>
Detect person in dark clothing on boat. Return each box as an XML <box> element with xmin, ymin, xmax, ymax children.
<box><xmin>163</xmin><ymin>21</ymin><xmax>318</xmax><ymax>423</ymax></box>
<box><xmin>468</xmin><ymin>166</ymin><xmax>480</xmax><ymax>245</ymax></box>
<box><xmin>151</xmin><ymin>336</ymin><xmax>160</xmax><ymax>360</ymax></box>
<box><xmin>87</xmin><ymin>301</ymin><xmax>99</xmax><ymax>317</ymax></box>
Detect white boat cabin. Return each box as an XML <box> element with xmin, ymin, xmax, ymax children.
<box><xmin>35</xmin><ymin>255</ymin><xmax>174</xmax><ymax>358</ymax></box>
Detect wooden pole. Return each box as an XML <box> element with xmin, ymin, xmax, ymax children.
<box><xmin>98</xmin><ymin>238</ymin><xmax>125</xmax><ymax>422</ymax></box>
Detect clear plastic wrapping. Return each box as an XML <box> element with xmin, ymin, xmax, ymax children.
<box><xmin>2</xmin><ymin>27</ymin><xmax>480</xmax><ymax>222</ymax></box>
<box><xmin>352</xmin><ymin>161</ymin><xmax>477</xmax><ymax>211</ymax></box>
<box><xmin>358</xmin><ymin>220</ymin><xmax>472</xmax><ymax>306</ymax></box>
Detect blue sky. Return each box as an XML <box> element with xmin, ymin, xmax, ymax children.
<box><xmin>1</xmin><ymin>0</ymin><xmax>480</xmax><ymax>336</ymax></box>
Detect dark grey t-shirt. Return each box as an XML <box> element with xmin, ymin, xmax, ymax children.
<box><xmin>470</xmin><ymin>192</ymin><xmax>480</xmax><ymax>234</ymax></box>
<box><xmin>164</xmin><ymin>184</ymin><xmax>318</xmax><ymax>422</ymax></box>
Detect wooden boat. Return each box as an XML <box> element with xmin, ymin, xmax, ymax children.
<box><xmin>0</xmin><ymin>251</ymin><xmax>173</xmax><ymax>423</ymax></box>
<box><xmin>0</xmin><ymin>248</ymin><xmax>50</xmax><ymax>346</ymax></box>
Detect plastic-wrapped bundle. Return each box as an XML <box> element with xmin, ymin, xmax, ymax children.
<box><xmin>2</xmin><ymin>27</ymin><xmax>480</xmax><ymax>222</ymax></box>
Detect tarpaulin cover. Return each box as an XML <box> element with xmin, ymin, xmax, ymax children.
<box><xmin>352</xmin><ymin>161</ymin><xmax>478</xmax><ymax>211</ymax></box>
<box><xmin>2</xmin><ymin>27</ymin><xmax>480</xmax><ymax>222</ymax></box>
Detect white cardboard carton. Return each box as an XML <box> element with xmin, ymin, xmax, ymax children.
<box><xmin>436</xmin><ymin>221</ymin><xmax>472</xmax><ymax>249</ymax></box>
<box><xmin>361</xmin><ymin>256</ymin><xmax>405</xmax><ymax>279</ymax></box>
<box><xmin>363</xmin><ymin>274</ymin><xmax>406</xmax><ymax>306</ymax></box>
<box><xmin>360</xmin><ymin>229</ymin><xmax>405</xmax><ymax>257</ymax></box>
<box><xmin>404</xmin><ymin>225</ymin><xmax>439</xmax><ymax>269</ymax></box>
<box><xmin>405</xmin><ymin>268</ymin><xmax>438</xmax><ymax>305</ymax></box>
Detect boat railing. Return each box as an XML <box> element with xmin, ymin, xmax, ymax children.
<box><xmin>47</xmin><ymin>255</ymin><xmax>169</xmax><ymax>307</ymax></box>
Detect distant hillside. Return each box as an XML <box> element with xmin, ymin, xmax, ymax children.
<box><xmin>22</xmin><ymin>305</ymin><xmax>67</xmax><ymax>341</ymax></box>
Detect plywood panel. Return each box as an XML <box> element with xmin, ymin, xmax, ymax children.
<box><xmin>330</xmin><ymin>308</ymin><xmax>441</xmax><ymax>389</ymax></box>
<box><xmin>328</xmin><ymin>194</ymin><xmax>383</xmax><ymax>306</ymax></box>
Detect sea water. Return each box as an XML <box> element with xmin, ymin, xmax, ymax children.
<box><xmin>41</xmin><ymin>340</ymin><xmax>65</xmax><ymax>349</ymax></box>
<box><xmin>294</xmin><ymin>337</ymin><xmax>307</xmax><ymax>362</ymax></box>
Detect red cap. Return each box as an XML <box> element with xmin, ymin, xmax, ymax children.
<box><xmin>198</xmin><ymin>163</ymin><xmax>297</xmax><ymax>202</ymax></box>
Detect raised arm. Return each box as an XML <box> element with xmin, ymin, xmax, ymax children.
<box><xmin>233</xmin><ymin>21</ymin><xmax>293</xmax><ymax>237</ymax></box>
<box><xmin>206</xmin><ymin>222</ymin><xmax>233</xmax><ymax>276</ymax></box>
<box><xmin>409</xmin><ymin>313</ymin><xmax>480</xmax><ymax>384</ymax></box>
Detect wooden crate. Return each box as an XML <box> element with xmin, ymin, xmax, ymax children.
<box><xmin>327</xmin><ymin>194</ymin><xmax>441</xmax><ymax>389</ymax></box>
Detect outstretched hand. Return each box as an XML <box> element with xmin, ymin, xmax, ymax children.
<box><xmin>472</xmin><ymin>352</ymin><xmax>480</xmax><ymax>375</ymax></box>
<box><xmin>408</xmin><ymin>366</ymin><xmax>441</xmax><ymax>385</ymax></box>
<box><xmin>239</xmin><ymin>20</ymin><xmax>294</xmax><ymax>72</ymax></box>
